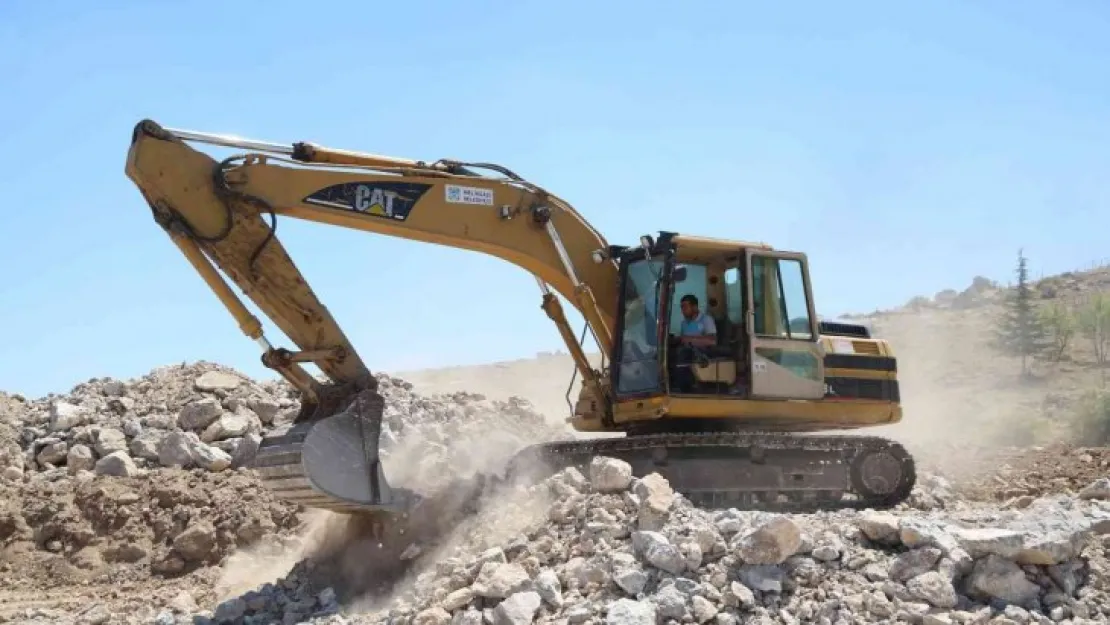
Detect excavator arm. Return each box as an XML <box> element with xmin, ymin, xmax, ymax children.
<box><xmin>124</xmin><ymin>119</ymin><xmax>619</xmax><ymax>514</ymax></box>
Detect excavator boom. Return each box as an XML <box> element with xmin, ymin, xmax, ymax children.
<box><xmin>124</xmin><ymin>120</ymin><xmax>619</xmax><ymax>514</ymax></box>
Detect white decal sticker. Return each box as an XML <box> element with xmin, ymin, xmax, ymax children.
<box><xmin>832</xmin><ymin>339</ymin><xmax>856</xmax><ymax>354</ymax></box>
<box><xmin>445</xmin><ymin>184</ymin><xmax>494</xmax><ymax>206</ymax></box>
<box><xmin>753</xmin><ymin>361</ymin><xmax>768</xmax><ymax>374</ymax></box>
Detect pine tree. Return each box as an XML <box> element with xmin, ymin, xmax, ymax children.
<box><xmin>995</xmin><ymin>248</ymin><xmax>1049</xmax><ymax>376</ymax></box>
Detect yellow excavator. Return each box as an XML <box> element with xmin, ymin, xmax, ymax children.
<box><xmin>124</xmin><ymin>119</ymin><xmax>914</xmax><ymax>522</ymax></box>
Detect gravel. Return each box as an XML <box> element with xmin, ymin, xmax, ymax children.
<box><xmin>2</xmin><ymin>362</ymin><xmax>1109</xmax><ymax>625</ymax></box>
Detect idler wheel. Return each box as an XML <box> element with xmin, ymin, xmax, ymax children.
<box><xmin>849</xmin><ymin>442</ymin><xmax>916</xmax><ymax>508</ymax></box>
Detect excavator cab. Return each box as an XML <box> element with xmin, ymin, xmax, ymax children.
<box><xmin>609</xmin><ymin>232</ymin><xmax>826</xmax><ymax>407</ymax></box>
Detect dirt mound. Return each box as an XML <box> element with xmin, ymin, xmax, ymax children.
<box><xmin>0</xmin><ymin>468</ymin><xmax>300</xmax><ymax>587</ymax></box>
<box><xmin>934</xmin><ymin>444</ymin><xmax>1110</xmax><ymax>503</ymax></box>
<box><xmin>0</xmin><ymin>361</ymin><xmax>567</xmax><ymax>624</ymax></box>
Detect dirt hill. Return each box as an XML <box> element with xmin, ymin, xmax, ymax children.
<box><xmin>846</xmin><ymin>263</ymin><xmax>1110</xmax><ymax>460</ymax></box>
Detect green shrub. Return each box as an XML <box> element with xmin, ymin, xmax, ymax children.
<box><xmin>1070</xmin><ymin>389</ymin><xmax>1110</xmax><ymax>445</ymax></box>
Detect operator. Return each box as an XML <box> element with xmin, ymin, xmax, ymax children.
<box><xmin>678</xmin><ymin>294</ymin><xmax>716</xmax><ymax>345</ymax></box>
<box><xmin>670</xmin><ymin>294</ymin><xmax>717</xmax><ymax>392</ymax></box>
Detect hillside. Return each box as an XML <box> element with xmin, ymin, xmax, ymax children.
<box><xmin>849</xmin><ymin>264</ymin><xmax>1110</xmax><ymax>451</ymax></box>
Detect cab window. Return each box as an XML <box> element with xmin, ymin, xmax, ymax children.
<box><xmin>751</xmin><ymin>256</ymin><xmax>813</xmax><ymax>340</ymax></box>
<box><xmin>615</xmin><ymin>258</ymin><xmax>664</xmax><ymax>395</ymax></box>
<box><xmin>724</xmin><ymin>267</ymin><xmax>743</xmax><ymax>324</ymax></box>
<box><xmin>668</xmin><ymin>263</ymin><xmax>708</xmax><ymax>333</ymax></box>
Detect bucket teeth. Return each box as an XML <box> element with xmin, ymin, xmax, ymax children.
<box><xmin>252</xmin><ymin>391</ymin><xmax>419</xmax><ymax>515</ymax></box>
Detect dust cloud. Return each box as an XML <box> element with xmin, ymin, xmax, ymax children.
<box><xmin>863</xmin><ymin>304</ymin><xmax>1074</xmax><ymax>483</ymax></box>
<box><xmin>400</xmin><ymin>304</ymin><xmax>1073</xmax><ymax>485</ymax></box>
<box><xmin>214</xmin><ymin>510</ymin><xmax>336</xmax><ymax>600</ymax></box>
<box><xmin>212</xmin><ymin>396</ymin><xmax>569</xmax><ymax>612</ymax></box>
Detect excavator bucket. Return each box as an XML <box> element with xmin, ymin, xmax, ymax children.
<box><xmin>251</xmin><ymin>391</ymin><xmax>420</xmax><ymax>515</ymax></box>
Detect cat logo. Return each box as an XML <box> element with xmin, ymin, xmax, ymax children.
<box><xmin>354</xmin><ymin>185</ymin><xmax>399</xmax><ymax>217</ymax></box>
<box><xmin>302</xmin><ymin>181</ymin><xmax>433</xmax><ymax>222</ymax></box>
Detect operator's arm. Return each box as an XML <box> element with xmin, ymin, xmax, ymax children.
<box><xmin>680</xmin><ymin>315</ymin><xmax>717</xmax><ymax>346</ymax></box>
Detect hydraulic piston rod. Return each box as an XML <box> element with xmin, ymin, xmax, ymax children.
<box><xmin>162</xmin><ymin>126</ymin><xmax>435</xmax><ymax>171</ymax></box>
<box><xmin>163</xmin><ymin>127</ymin><xmax>296</xmax><ymax>155</ymax></box>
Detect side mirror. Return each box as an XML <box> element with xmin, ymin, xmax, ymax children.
<box><xmin>673</xmin><ymin>266</ymin><xmax>687</xmax><ymax>283</ymax></box>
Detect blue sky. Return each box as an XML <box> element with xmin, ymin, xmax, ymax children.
<box><xmin>1</xmin><ymin>1</ymin><xmax>1108</xmax><ymax>398</ymax></box>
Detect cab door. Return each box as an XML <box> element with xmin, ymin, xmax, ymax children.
<box><xmin>610</xmin><ymin>248</ymin><xmax>672</xmax><ymax>401</ymax></box>
<box><xmin>743</xmin><ymin>250</ymin><xmax>826</xmax><ymax>399</ymax></box>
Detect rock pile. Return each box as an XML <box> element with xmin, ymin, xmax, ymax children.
<box><xmin>1</xmin><ymin>364</ymin><xmax>291</xmax><ymax>481</ymax></box>
<box><xmin>0</xmin><ymin>361</ymin><xmax>563</xmax><ymax>491</ymax></box>
<box><xmin>189</xmin><ymin>457</ymin><xmax>1110</xmax><ymax>625</ymax></box>
<box><xmin>0</xmin><ymin>361</ymin><xmax>565</xmax><ymax>623</ymax></box>
<box><xmin>5</xmin><ymin>361</ymin><xmax>1110</xmax><ymax>625</ymax></box>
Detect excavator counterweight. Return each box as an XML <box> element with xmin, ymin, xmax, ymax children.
<box><xmin>124</xmin><ymin>119</ymin><xmax>915</xmax><ymax>525</ymax></box>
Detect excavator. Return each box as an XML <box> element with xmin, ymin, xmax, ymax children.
<box><xmin>123</xmin><ymin>119</ymin><xmax>915</xmax><ymax>525</ymax></box>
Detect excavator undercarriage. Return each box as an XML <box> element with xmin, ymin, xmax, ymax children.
<box><xmin>124</xmin><ymin>119</ymin><xmax>916</xmax><ymax>529</ymax></box>
<box><xmin>508</xmin><ymin>430</ymin><xmax>914</xmax><ymax>512</ymax></box>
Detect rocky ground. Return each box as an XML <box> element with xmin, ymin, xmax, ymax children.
<box><xmin>2</xmin><ymin>362</ymin><xmax>1109</xmax><ymax>625</ymax></box>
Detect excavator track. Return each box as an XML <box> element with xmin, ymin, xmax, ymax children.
<box><xmin>504</xmin><ymin>431</ymin><xmax>917</xmax><ymax>512</ymax></box>
<box><xmin>253</xmin><ymin>420</ymin><xmax>915</xmax><ymax>516</ymax></box>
